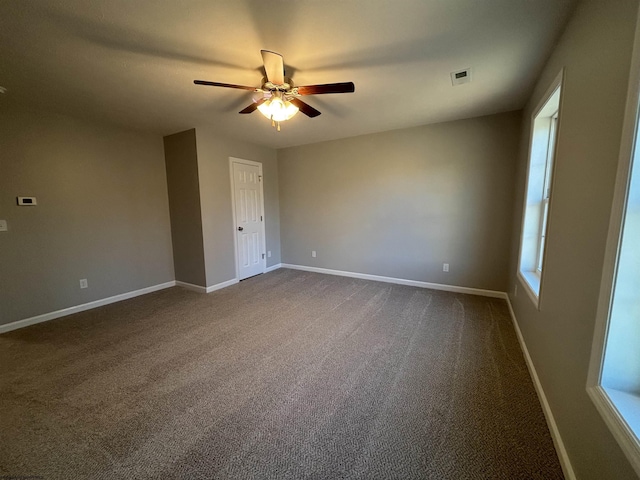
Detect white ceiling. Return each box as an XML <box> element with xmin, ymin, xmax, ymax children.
<box><xmin>0</xmin><ymin>0</ymin><xmax>576</xmax><ymax>149</ymax></box>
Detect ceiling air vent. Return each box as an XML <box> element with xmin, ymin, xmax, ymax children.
<box><xmin>451</xmin><ymin>68</ymin><xmax>472</xmax><ymax>86</ymax></box>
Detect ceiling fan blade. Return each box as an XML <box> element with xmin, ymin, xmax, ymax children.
<box><xmin>296</xmin><ymin>82</ymin><xmax>355</xmax><ymax>96</ymax></box>
<box><xmin>194</xmin><ymin>80</ymin><xmax>256</xmax><ymax>91</ymax></box>
<box><xmin>261</xmin><ymin>50</ymin><xmax>285</xmax><ymax>85</ymax></box>
<box><xmin>239</xmin><ymin>98</ymin><xmax>266</xmax><ymax>114</ymax></box>
<box><xmin>290</xmin><ymin>98</ymin><xmax>321</xmax><ymax>118</ymax></box>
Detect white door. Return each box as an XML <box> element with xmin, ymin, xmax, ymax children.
<box><xmin>232</xmin><ymin>159</ymin><xmax>265</xmax><ymax>280</ymax></box>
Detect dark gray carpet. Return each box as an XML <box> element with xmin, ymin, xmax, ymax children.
<box><xmin>0</xmin><ymin>268</ymin><xmax>564</xmax><ymax>479</ymax></box>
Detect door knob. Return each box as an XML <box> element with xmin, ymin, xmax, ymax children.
<box><xmin>238</xmin><ymin>226</ymin><xmax>244</xmax><ymax>231</ymax></box>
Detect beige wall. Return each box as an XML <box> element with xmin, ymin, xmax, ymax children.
<box><xmin>278</xmin><ymin>111</ymin><xmax>521</xmax><ymax>292</ymax></box>
<box><xmin>508</xmin><ymin>0</ymin><xmax>640</xmax><ymax>478</ymax></box>
<box><xmin>194</xmin><ymin>128</ymin><xmax>281</xmax><ymax>286</ymax></box>
<box><xmin>164</xmin><ymin>129</ymin><xmax>207</xmax><ymax>287</ymax></box>
<box><xmin>0</xmin><ymin>108</ymin><xmax>174</xmax><ymax>326</ymax></box>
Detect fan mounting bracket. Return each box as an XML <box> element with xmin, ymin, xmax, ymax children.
<box><xmin>262</xmin><ymin>77</ymin><xmax>294</xmax><ymax>94</ymax></box>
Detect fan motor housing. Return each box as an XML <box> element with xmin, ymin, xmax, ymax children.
<box><xmin>262</xmin><ymin>77</ymin><xmax>294</xmax><ymax>93</ymax></box>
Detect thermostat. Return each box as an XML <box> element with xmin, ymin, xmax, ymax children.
<box><xmin>17</xmin><ymin>196</ymin><xmax>37</xmax><ymax>205</ymax></box>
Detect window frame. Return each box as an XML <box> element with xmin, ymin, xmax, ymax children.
<box><xmin>587</xmin><ymin>7</ymin><xmax>640</xmax><ymax>476</ymax></box>
<box><xmin>517</xmin><ymin>70</ymin><xmax>564</xmax><ymax>309</ymax></box>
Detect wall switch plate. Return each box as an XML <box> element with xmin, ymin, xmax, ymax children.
<box><xmin>268</xmin><ymin>251</ymin><xmax>272</xmax><ymax>258</ymax></box>
<box><xmin>312</xmin><ymin>250</ymin><xmax>317</xmax><ymax>258</ymax></box>
<box><xmin>515</xmin><ymin>284</ymin><xmax>518</xmax><ymax>296</ymax></box>
<box><xmin>80</xmin><ymin>279</ymin><xmax>88</xmax><ymax>289</ymax></box>
<box><xmin>443</xmin><ymin>263</ymin><xmax>449</xmax><ymax>272</ymax></box>
<box><xmin>0</xmin><ymin>220</ymin><xmax>7</xmax><ymax>232</ymax></box>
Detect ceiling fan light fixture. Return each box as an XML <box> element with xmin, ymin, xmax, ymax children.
<box><xmin>257</xmin><ymin>95</ymin><xmax>299</xmax><ymax>123</ymax></box>
<box><xmin>194</xmin><ymin>50</ymin><xmax>354</xmax><ymax>130</ymax></box>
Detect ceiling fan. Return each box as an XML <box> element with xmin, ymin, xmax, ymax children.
<box><xmin>194</xmin><ymin>50</ymin><xmax>355</xmax><ymax>131</ymax></box>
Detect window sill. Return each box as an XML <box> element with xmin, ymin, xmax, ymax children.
<box><xmin>604</xmin><ymin>387</ymin><xmax>640</xmax><ymax>439</ymax></box>
<box><xmin>588</xmin><ymin>385</ymin><xmax>640</xmax><ymax>476</ymax></box>
<box><xmin>518</xmin><ymin>270</ymin><xmax>541</xmax><ymax>308</ymax></box>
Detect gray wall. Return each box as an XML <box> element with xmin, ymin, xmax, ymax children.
<box><xmin>508</xmin><ymin>0</ymin><xmax>639</xmax><ymax>478</ymax></box>
<box><xmin>163</xmin><ymin>129</ymin><xmax>207</xmax><ymax>287</ymax></box>
<box><xmin>0</xmin><ymin>108</ymin><xmax>174</xmax><ymax>326</ymax></box>
<box><xmin>278</xmin><ymin>111</ymin><xmax>521</xmax><ymax>292</ymax></box>
<box><xmin>195</xmin><ymin>127</ymin><xmax>281</xmax><ymax>286</ymax></box>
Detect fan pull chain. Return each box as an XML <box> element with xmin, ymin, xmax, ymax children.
<box><xmin>268</xmin><ymin>115</ymin><xmax>281</xmax><ymax>132</ymax></box>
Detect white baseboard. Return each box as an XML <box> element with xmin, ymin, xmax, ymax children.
<box><xmin>206</xmin><ymin>278</ymin><xmax>238</xmax><ymax>293</ymax></box>
<box><xmin>3</xmin><ymin>275</ymin><xmax>243</xmax><ymax>335</ymax></box>
<box><xmin>505</xmin><ymin>296</ymin><xmax>576</xmax><ymax>480</ymax></box>
<box><xmin>0</xmin><ymin>281</ymin><xmax>177</xmax><ymax>335</ymax></box>
<box><xmin>265</xmin><ymin>263</ymin><xmax>282</xmax><ymax>273</ymax></box>
<box><xmin>280</xmin><ymin>263</ymin><xmax>507</xmax><ymax>299</ymax></box>
<box><xmin>176</xmin><ymin>278</ymin><xmax>239</xmax><ymax>294</ymax></box>
<box><xmin>175</xmin><ymin>281</ymin><xmax>207</xmax><ymax>293</ymax></box>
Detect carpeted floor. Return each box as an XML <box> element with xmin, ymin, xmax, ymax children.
<box><xmin>0</xmin><ymin>268</ymin><xmax>564</xmax><ymax>479</ymax></box>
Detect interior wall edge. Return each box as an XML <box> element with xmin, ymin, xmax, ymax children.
<box><xmin>163</xmin><ymin>128</ymin><xmax>208</xmax><ymax>287</ymax></box>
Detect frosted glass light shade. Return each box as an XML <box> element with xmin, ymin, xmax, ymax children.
<box><xmin>257</xmin><ymin>97</ymin><xmax>299</xmax><ymax>121</ymax></box>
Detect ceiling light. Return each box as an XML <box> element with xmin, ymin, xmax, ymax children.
<box><xmin>257</xmin><ymin>92</ymin><xmax>299</xmax><ymax>131</ymax></box>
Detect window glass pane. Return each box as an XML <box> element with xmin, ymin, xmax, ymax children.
<box><xmin>602</xmin><ymin>125</ymin><xmax>640</xmax><ymax>395</ymax></box>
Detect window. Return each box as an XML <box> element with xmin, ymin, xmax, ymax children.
<box><xmin>588</xmin><ymin>15</ymin><xmax>640</xmax><ymax>475</ymax></box>
<box><xmin>518</xmin><ymin>72</ymin><xmax>562</xmax><ymax>306</ymax></box>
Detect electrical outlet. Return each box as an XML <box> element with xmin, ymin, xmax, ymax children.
<box><xmin>443</xmin><ymin>263</ymin><xmax>449</xmax><ymax>272</ymax></box>
<box><xmin>0</xmin><ymin>220</ymin><xmax>7</xmax><ymax>232</ymax></box>
<box><xmin>312</xmin><ymin>250</ymin><xmax>317</xmax><ymax>258</ymax></box>
<box><xmin>268</xmin><ymin>251</ymin><xmax>272</xmax><ymax>258</ymax></box>
<box><xmin>80</xmin><ymin>278</ymin><xmax>88</xmax><ymax>289</ymax></box>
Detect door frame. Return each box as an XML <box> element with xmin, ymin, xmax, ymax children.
<box><xmin>229</xmin><ymin>157</ymin><xmax>267</xmax><ymax>280</ymax></box>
